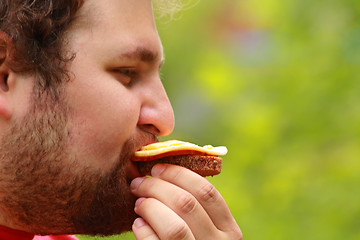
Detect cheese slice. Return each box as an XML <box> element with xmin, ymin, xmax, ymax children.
<box><xmin>134</xmin><ymin>140</ymin><xmax>228</xmax><ymax>159</ymax></box>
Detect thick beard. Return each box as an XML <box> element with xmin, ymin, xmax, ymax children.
<box><xmin>0</xmin><ymin>88</ymin><xmax>151</xmax><ymax>236</ymax></box>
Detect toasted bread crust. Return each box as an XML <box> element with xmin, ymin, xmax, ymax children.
<box><xmin>136</xmin><ymin>155</ymin><xmax>222</xmax><ymax>177</ymax></box>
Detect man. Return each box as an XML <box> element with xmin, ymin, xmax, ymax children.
<box><xmin>0</xmin><ymin>0</ymin><xmax>242</xmax><ymax>239</ymax></box>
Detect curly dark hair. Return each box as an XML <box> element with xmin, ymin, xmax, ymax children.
<box><xmin>0</xmin><ymin>0</ymin><xmax>84</xmax><ymax>97</ymax></box>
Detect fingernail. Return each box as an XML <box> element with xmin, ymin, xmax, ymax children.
<box><xmin>135</xmin><ymin>197</ymin><xmax>146</xmax><ymax>207</ymax></box>
<box><xmin>131</xmin><ymin>177</ymin><xmax>145</xmax><ymax>190</ymax></box>
<box><xmin>133</xmin><ymin>217</ymin><xmax>146</xmax><ymax>228</ymax></box>
<box><xmin>151</xmin><ymin>164</ymin><xmax>166</xmax><ymax>177</ymax></box>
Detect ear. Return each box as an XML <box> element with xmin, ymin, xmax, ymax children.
<box><xmin>0</xmin><ymin>32</ymin><xmax>13</xmax><ymax>120</ymax></box>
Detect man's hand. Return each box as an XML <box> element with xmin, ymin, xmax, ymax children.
<box><xmin>130</xmin><ymin>164</ymin><xmax>243</xmax><ymax>240</ymax></box>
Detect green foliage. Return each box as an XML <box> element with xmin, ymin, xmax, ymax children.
<box><xmin>80</xmin><ymin>0</ymin><xmax>360</xmax><ymax>239</ymax></box>
<box><xmin>77</xmin><ymin>233</ymin><xmax>135</xmax><ymax>240</ymax></box>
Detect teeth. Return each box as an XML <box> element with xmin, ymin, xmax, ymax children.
<box><xmin>135</xmin><ymin>140</ymin><xmax>228</xmax><ymax>157</ymax></box>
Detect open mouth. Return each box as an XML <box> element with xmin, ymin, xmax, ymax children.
<box><xmin>124</xmin><ymin>133</ymin><xmax>158</xmax><ymax>182</ymax></box>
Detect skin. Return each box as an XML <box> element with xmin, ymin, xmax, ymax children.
<box><xmin>131</xmin><ymin>164</ymin><xmax>243</xmax><ymax>239</ymax></box>
<box><xmin>0</xmin><ymin>0</ymin><xmax>242</xmax><ymax>239</ymax></box>
<box><xmin>64</xmin><ymin>0</ymin><xmax>174</xmax><ymax>175</ymax></box>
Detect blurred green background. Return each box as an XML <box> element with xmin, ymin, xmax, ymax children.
<box><xmin>79</xmin><ymin>0</ymin><xmax>360</xmax><ymax>239</ymax></box>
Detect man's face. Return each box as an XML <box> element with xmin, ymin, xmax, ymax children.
<box><xmin>66</xmin><ymin>0</ymin><xmax>174</xmax><ymax>176</ymax></box>
<box><xmin>0</xmin><ymin>0</ymin><xmax>174</xmax><ymax>235</ymax></box>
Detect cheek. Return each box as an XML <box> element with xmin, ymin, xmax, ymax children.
<box><xmin>66</xmin><ymin>81</ymin><xmax>140</xmax><ymax>169</ymax></box>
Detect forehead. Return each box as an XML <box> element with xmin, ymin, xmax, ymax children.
<box><xmin>67</xmin><ymin>0</ymin><xmax>162</xmax><ymax>58</ymax></box>
<box><xmin>79</xmin><ymin>0</ymin><xmax>155</xmax><ymax>28</ymax></box>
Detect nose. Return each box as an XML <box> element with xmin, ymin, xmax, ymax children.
<box><xmin>136</xmin><ymin>77</ymin><xmax>175</xmax><ymax>137</ymax></box>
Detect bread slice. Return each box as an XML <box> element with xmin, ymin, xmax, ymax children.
<box><xmin>133</xmin><ymin>140</ymin><xmax>227</xmax><ymax>177</ymax></box>
<box><xmin>136</xmin><ymin>154</ymin><xmax>222</xmax><ymax>177</ymax></box>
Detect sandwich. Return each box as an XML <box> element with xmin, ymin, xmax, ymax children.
<box><xmin>133</xmin><ymin>140</ymin><xmax>228</xmax><ymax>177</ymax></box>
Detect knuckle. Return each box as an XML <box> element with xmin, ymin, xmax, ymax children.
<box><xmin>234</xmin><ymin>228</ymin><xmax>243</xmax><ymax>240</ymax></box>
<box><xmin>166</xmin><ymin>222</ymin><xmax>189</xmax><ymax>240</ymax></box>
<box><xmin>175</xmin><ymin>193</ymin><xmax>197</xmax><ymax>215</ymax></box>
<box><xmin>168</xmin><ymin>165</ymin><xmax>187</xmax><ymax>182</ymax></box>
<box><xmin>228</xmin><ymin>225</ymin><xmax>243</xmax><ymax>240</ymax></box>
<box><xmin>219</xmin><ymin>226</ymin><xmax>243</xmax><ymax>240</ymax></box>
<box><xmin>198</xmin><ymin>182</ymin><xmax>218</xmax><ymax>203</ymax></box>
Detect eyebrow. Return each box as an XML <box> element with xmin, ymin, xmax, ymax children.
<box><xmin>122</xmin><ymin>47</ymin><xmax>165</xmax><ymax>67</ymax></box>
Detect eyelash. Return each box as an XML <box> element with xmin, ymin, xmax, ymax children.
<box><xmin>114</xmin><ymin>68</ymin><xmax>137</xmax><ymax>85</ymax></box>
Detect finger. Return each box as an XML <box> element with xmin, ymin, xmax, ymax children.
<box><xmin>151</xmin><ymin>164</ymin><xmax>239</xmax><ymax>232</ymax></box>
<box><xmin>132</xmin><ymin>217</ymin><xmax>160</xmax><ymax>240</ymax></box>
<box><xmin>135</xmin><ymin>197</ymin><xmax>195</xmax><ymax>240</ymax></box>
<box><xmin>131</xmin><ymin>176</ymin><xmax>218</xmax><ymax>238</ymax></box>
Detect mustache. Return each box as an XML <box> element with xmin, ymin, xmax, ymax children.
<box><xmin>120</xmin><ymin>131</ymin><xmax>158</xmax><ymax>162</ymax></box>
<box><xmin>132</xmin><ymin>131</ymin><xmax>158</xmax><ymax>151</ymax></box>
